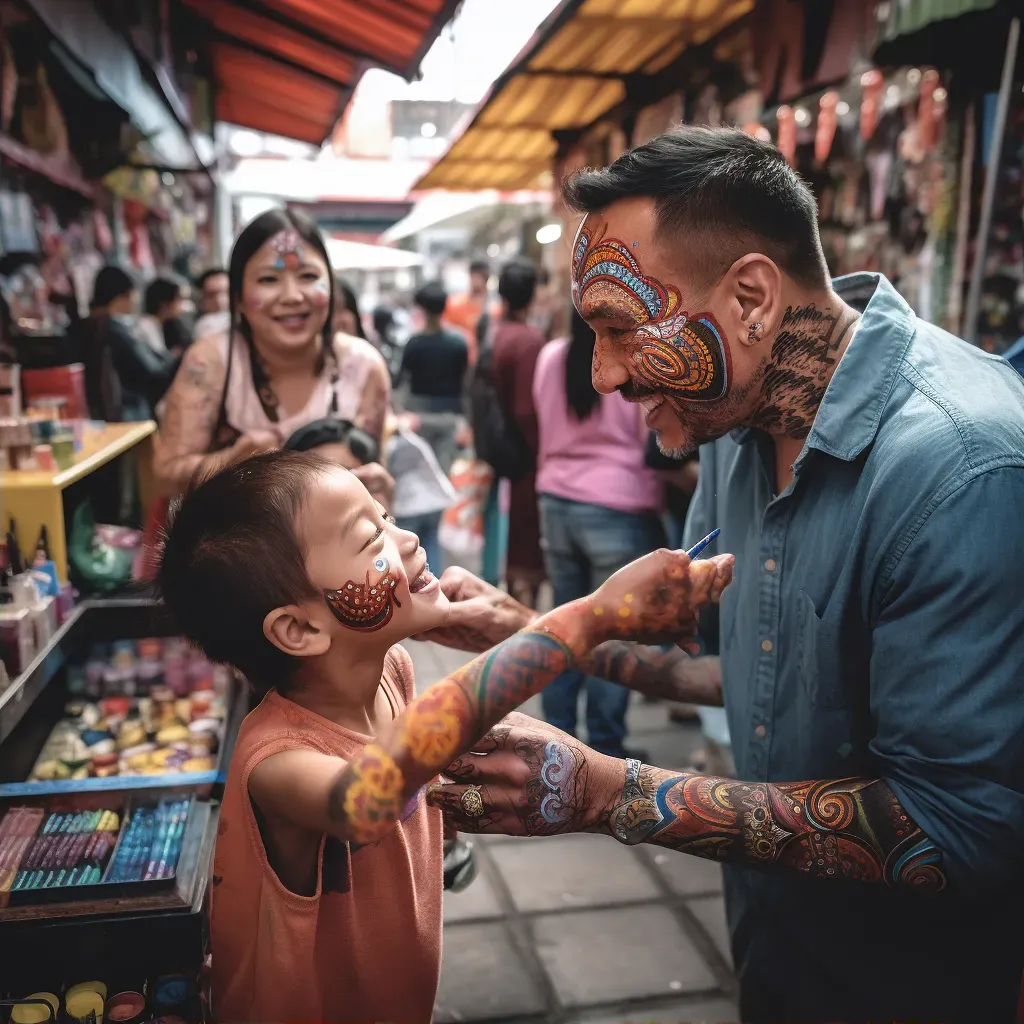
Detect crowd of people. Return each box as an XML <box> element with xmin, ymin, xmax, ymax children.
<box><xmin>74</xmin><ymin>124</ymin><xmax>1024</xmax><ymax>1023</ymax></box>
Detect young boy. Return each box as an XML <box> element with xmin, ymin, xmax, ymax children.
<box><xmin>157</xmin><ymin>450</ymin><xmax>730</xmax><ymax>1022</ymax></box>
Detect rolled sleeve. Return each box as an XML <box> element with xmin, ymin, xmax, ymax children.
<box><xmin>869</xmin><ymin>466</ymin><xmax>1024</xmax><ymax>888</ymax></box>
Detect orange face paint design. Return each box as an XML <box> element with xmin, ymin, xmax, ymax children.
<box><xmin>571</xmin><ymin>222</ymin><xmax>730</xmax><ymax>402</ymax></box>
<box><xmin>324</xmin><ymin>556</ymin><xmax>402</xmax><ymax>631</ymax></box>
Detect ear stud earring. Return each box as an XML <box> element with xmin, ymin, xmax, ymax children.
<box><xmin>747</xmin><ymin>321</ymin><xmax>764</xmax><ymax>344</ymax></box>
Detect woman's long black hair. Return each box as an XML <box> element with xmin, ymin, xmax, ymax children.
<box><xmin>564</xmin><ymin>307</ymin><xmax>601</xmax><ymax>421</ymax></box>
<box><xmin>228</xmin><ymin>208</ymin><xmax>335</xmax><ymax>359</ymax></box>
<box><xmin>335</xmin><ymin>275</ymin><xmax>367</xmax><ymax>339</ymax></box>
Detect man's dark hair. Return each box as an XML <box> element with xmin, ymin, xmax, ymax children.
<box><xmin>157</xmin><ymin>450</ymin><xmax>331</xmax><ymax>698</ymax></box>
<box><xmin>414</xmin><ymin>280</ymin><xmax>448</xmax><ymax>318</ymax></box>
<box><xmin>498</xmin><ymin>261</ymin><xmax>537</xmax><ymax>314</ymax></box>
<box><xmin>91</xmin><ymin>265</ymin><xmax>136</xmax><ymax>309</ymax></box>
<box><xmin>468</xmin><ymin>260</ymin><xmax>489</xmax><ymax>278</ymax></box>
<box><xmin>562</xmin><ymin>126</ymin><xmax>828</xmax><ymax>290</ymax></box>
<box><xmin>145</xmin><ymin>277</ymin><xmax>183</xmax><ymax>317</ymax></box>
<box><xmin>196</xmin><ymin>267</ymin><xmax>227</xmax><ymax>291</ymax></box>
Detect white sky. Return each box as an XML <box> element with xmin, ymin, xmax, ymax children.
<box><xmin>357</xmin><ymin>0</ymin><xmax>563</xmax><ymax>105</ymax></box>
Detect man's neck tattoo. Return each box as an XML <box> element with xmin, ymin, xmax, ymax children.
<box><xmin>752</xmin><ymin>302</ymin><xmax>860</xmax><ymax>438</ymax></box>
<box><xmin>324</xmin><ymin>556</ymin><xmax>402</xmax><ymax>631</ymax></box>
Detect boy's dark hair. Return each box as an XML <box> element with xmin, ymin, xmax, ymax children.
<box><xmin>498</xmin><ymin>261</ymin><xmax>537</xmax><ymax>314</ymax></box>
<box><xmin>91</xmin><ymin>265</ymin><xmax>136</xmax><ymax>309</ymax></box>
<box><xmin>468</xmin><ymin>260</ymin><xmax>489</xmax><ymax>278</ymax></box>
<box><xmin>145</xmin><ymin>277</ymin><xmax>183</xmax><ymax>317</ymax></box>
<box><xmin>562</xmin><ymin>125</ymin><xmax>828</xmax><ymax>290</ymax></box>
<box><xmin>414</xmin><ymin>280</ymin><xmax>447</xmax><ymax>317</ymax></box>
<box><xmin>157</xmin><ymin>450</ymin><xmax>331</xmax><ymax>698</ymax></box>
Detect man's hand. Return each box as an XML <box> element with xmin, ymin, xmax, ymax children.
<box><xmin>582</xmin><ymin>648</ymin><xmax>722</xmax><ymax>706</ymax></box>
<box><xmin>584</xmin><ymin>549</ymin><xmax>733</xmax><ymax>647</ymax></box>
<box><xmin>415</xmin><ymin>567</ymin><xmax>537</xmax><ymax>652</ymax></box>
<box><xmin>427</xmin><ymin>712</ymin><xmax>621</xmax><ymax>836</ymax></box>
<box><xmin>351</xmin><ymin>461</ymin><xmax>395</xmax><ymax>510</ymax></box>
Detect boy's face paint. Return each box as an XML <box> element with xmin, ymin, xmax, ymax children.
<box><xmin>324</xmin><ymin>555</ymin><xmax>402</xmax><ymax>632</ymax></box>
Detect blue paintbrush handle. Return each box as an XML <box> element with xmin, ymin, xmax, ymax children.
<box><xmin>685</xmin><ymin>528</ymin><xmax>720</xmax><ymax>559</ymax></box>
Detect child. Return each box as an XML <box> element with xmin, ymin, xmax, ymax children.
<box><xmin>157</xmin><ymin>450</ymin><xmax>729</xmax><ymax>1022</ymax></box>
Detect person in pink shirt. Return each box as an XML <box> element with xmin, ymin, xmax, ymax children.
<box><xmin>533</xmin><ymin>309</ymin><xmax>666</xmax><ymax>756</ymax></box>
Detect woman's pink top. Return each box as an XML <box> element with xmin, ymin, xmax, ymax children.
<box><xmin>533</xmin><ymin>338</ymin><xmax>663</xmax><ymax>515</ymax></box>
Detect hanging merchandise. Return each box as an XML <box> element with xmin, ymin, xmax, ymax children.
<box><xmin>776</xmin><ymin>104</ymin><xmax>797</xmax><ymax>165</ymax></box>
<box><xmin>816</xmin><ymin>91</ymin><xmax>839</xmax><ymax>165</ymax></box>
<box><xmin>860</xmin><ymin>69</ymin><xmax>884</xmax><ymax>140</ymax></box>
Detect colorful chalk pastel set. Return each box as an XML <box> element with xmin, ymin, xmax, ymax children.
<box><xmin>2</xmin><ymin>970</ymin><xmax>202</xmax><ymax>1022</ymax></box>
<box><xmin>0</xmin><ymin>795</ymin><xmax>193</xmax><ymax>907</ymax></box>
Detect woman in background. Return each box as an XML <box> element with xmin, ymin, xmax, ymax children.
<box><xmin>532</xmin><ymin>308</ymin><xmax>666</xmax><ymax>758</ymax></box>
<box><xmin>154</xmin><ymin>209</ymin><xmax>390</xmax><ymax>497</ymax></box>
<box><xmin>334</xmin><ymin>276</ymin><xmax>367</xmax><ymax>340</ymax></box>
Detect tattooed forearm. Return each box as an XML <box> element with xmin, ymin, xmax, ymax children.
<box><xmin>329</xmin><ymin>601</ymin><xmax>596</xmax><ymax>844</ymax></box>
<box><xmin>608</xmin><ymin>767</ymin><xmax>945</xmax><ymax>891</ymax></box>
<box><xmin>583</xmin><ymin>643</ymin><xmax>722</xmax><ymax>706</ymax></box>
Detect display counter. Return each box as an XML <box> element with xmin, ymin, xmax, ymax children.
<box><xmin>0</xmin><ymin>598</ymin><xmax>241</xmax><ymax>1019</ymax></box>
<box><xmin>1</xmin><ymin>421</ymin><xmax>157</xmax><ymax>581</ymax></box>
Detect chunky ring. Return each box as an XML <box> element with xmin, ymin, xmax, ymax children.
<box><xmin>460</xmin><ymin>785</ymin><xmax>485</xmax><ymax>818</ymax></box>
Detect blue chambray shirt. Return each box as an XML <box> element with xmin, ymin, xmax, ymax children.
<box><xmin>683</xmin><ymin>274</ymin><xmax>1024</xmax><ymax>1021</ymax></box>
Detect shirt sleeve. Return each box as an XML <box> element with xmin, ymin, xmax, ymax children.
<box><xmin>869</xmin><ymin>466</ymin><xmax>1024</xmax><ymax>889</ymax></box>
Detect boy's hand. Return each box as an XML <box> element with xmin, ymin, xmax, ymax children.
<box><xmin>583</xmin><ymin>549</ymin><xmax>733</xmax><ymax>647</ymax></box>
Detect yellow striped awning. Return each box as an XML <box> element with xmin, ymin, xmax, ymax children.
<box><xmin>415</xmin><ymin>0</ymin><xmax>753</xmax><ymax>191</ymax></box>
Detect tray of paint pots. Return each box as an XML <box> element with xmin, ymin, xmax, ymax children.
<box><xmin>1</xmin><ymin>789</ymin><xmax>203</xmax><ymax>907</ymax></box>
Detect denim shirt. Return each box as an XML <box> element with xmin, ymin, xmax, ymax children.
<box><xmin>684</xmin><ymin>274</ymin><xmax>1024</xmax><ymax>1020</ymax></box>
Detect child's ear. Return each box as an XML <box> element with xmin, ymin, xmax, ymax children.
<box><xmin>263</xmin><ymin>605</ymin><xmax>331</xmax><ymax>658</ymax></box>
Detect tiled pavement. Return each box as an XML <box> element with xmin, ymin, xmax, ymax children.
<box><xmin>406</xmin><ymin>639</ymin><xmax>739</xmax><ymax>1024</ymax></box>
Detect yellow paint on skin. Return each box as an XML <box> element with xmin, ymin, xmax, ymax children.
<box><xmin>624</xmin><ymin>594</ymin><xmax>633</xmax><ymax>602</ymax></box>
<box><xmin>618</xmin><ymin>607</ymin><xmax>631</xmax><ymax>618</ymax></box>
<box><xmin>593</xmin><ymin>607</ymin><xmax>604</xmax><ymax>616</ymax></box>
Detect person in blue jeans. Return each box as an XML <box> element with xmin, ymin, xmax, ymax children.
<box><xmin>532</xmin><ymin>310</ymin><xmax>666</xmax><ymax>757</ymax></box>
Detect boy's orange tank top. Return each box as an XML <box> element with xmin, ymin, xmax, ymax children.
<box><xmin>211</xmin><ymin>645</ymin><xmax>443</xmax><ymax>1023</ymax></box>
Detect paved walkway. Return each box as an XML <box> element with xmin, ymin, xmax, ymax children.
<box><xmin>407</xmin><ymin>640</ymin><xmax>739</xmax><ymax>1024</ymax></box>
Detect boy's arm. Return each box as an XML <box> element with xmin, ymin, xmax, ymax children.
<box><xmin>252</xmin><ymin>549</ymin><xmax>732</xmax><ymax>846</ymax></box>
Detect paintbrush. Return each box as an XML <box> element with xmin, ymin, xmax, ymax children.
<box><xmin>685</xmin><ymin>529</ymin><xmax>720</xmax><ymax>559</ymax></box>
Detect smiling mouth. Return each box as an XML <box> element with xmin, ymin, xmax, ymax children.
<box><xmin>274</xmin><ymin>312</ymin><xmax>310</xmax><ymax>328</ymax></box>
<box><xmin>409</xmin><ymin>562</ymin><xmax>436</xmax><ymax>594</ymax></box>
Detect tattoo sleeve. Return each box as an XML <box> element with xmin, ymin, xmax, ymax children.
<box><xmin>608</xmin><ymin>767</ymin><xmax>946</xmax><ymax>891</ymax></box>
<box><xmin>153</xmin><ymin>339</ymin><xmax>226</xmax><ymax>492</ymax></box>
<box><xmin>328</xmin><ymin>600</ymin><xmax>596</xmax><ymax>845</ymax></box>
<box><xmin>583</xmin><ymin>642</ymin><xmax>722</xmax><ymax>706</ymax></box>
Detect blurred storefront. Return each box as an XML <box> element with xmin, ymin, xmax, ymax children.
<box><xmin>417</xmin><ymin>0</ymin><xmax>1024</xmax><ymax>354</ymax></box>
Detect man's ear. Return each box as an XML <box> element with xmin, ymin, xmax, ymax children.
<box><xmin>726</xmin><ymin>254</ymin><xmax>782</xmax><ymax>348</ymax></box>
<box><xmin>263</xmin><ymin>605</ymin><xmax>331</xmax><ymax>658</ymax></box>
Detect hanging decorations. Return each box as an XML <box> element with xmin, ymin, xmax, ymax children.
<box><xmin>815</xmin><ymin>91</ymin><xmax>840</xmax><ymax>165</ymax></box>
<box><xmin>776</xmin><ymin>105</ymin><xmax>796</xmax><ymax>165</ymax></box>
<box><xmin>860</xmin><ymin>69</ymin><xmax>884</xmax><ymax>140</ymax></box>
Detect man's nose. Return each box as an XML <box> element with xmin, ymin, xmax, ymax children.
<box><xmin>591</xmin><ymin>335</ymin><xmax>630</xmax><ymax>395</ymax></box>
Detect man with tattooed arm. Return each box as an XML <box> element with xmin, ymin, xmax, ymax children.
<box><xmin>427</xmin><ymin>127</ymin><xmax>1024</xmax><ymax>1022</ymax></box>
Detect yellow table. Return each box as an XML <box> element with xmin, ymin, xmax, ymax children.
<box><xmin>1</xmin><ymin>421</ymin><xmax>156</xmax><ymax>581</ymax></box>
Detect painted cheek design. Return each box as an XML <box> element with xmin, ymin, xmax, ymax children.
<box><xmin>269</xmin><ymin>228</ymin><xmax>304</xmax><ymax>271</ymax></box>
<box><xmin>309</xmin><ymin>277</ymin><xmax>331</xmax><ymax>308</ymax></box>
<box><xmin>571</xmin><ymin>223</ymin><xmax>730</xmax><ymax>402</ymax></box>
<box><xmin>324</xmin><ymin>555</ymin><xmax>403</xmax><ymax>631</ymax></box>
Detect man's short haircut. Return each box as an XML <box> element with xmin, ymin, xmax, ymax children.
<box><xmin>145</xmin><ymin>277</ymin><xmax>183</xmax><ymax>317</ymax></box>
<box><xmin>498</xmin><ymin>261</ymin><xmax>537</xmax><ymax>313</ymax></box>
<box><xmin>562</xmin><ymin>125</ymin><xmax>828</xmax><ymax>290</ymax></box>
<box><xmin>414</xmin><ymin>280</ymin><xmax>448</xmax><ymax>317</ymax></box>
<box><xmin>196</xmin><ymin>267</ymin><xmax>227</xmax><ymax>291</ymax></box>
<box><xmin>468</xmin><ymin>260</ymin><xmax>489</xmax><ymax>278</ymax></box>
<box><xmin>157</xmin><ymin>450</ymin><xmax>331</xmax><ymax>698</ymax></box>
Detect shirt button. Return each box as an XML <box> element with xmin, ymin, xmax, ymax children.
<box><xmin>761</xmin><ymin>638</ymin><xmax>773</xmax><ymax>652</ymax></box>
<box><xmin>764</xmin><ymin>558</ymin><xmax>777</xmax><ymax>571</ymax></box>
<box><xmin>755</xmin><ymin>724</ymin><xmax>767</xmax><ymax>738</ymax></box>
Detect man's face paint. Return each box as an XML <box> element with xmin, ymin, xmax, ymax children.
<box><xmin>270</xmin><ymin>228</ymin><xmax>304</xmax><ymax>272</ymax></box>
<box><xmin>571</xmin><ymin>221</ymin><xmax>729</xmax><ymax>402</ymax></box>
<box><xmin>324</xmin><ymin>555</ymin><xmax>402</xmax><ymax>631</ymax></box>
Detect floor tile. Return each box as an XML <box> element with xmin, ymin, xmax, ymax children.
<box><xmin>641</xmin><ymin>848</ymin><xmax>724</xmax><ymax>897</ymax></box>
<box><xmin>532</xmin><ymin>905</ymin><xmax>718</xmax><ymax>1007</ymax></box>
<box><xmin>687</xmin><ymin>895</ymin><xmax>732</xmax><ymax>966</ymax></box>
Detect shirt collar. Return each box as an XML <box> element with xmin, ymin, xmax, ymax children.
<box><xmin>730</xmin><ymin>273</ymin><xmax>915</xmax><ymax>462</ymax></box>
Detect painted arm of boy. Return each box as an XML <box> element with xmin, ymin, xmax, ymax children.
<box><xmin>249</xmin><ymin>548</ymin><xmax>733</xmax><ymax>848</ymax></box>
<box><xmin>417</xmin><ymin>566</ymin><xmax>726</xmax><ymax>706</ymax></box>
<box><xmin>429</xmin><ymin>713</ymin><xmax>946</xmax><ymax>890</ymax></box>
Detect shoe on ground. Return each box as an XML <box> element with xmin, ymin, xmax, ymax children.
<box><xmin>443</xmin><ymin>837</ymin><xmax>477</xmax><ymax>893</ymax></box>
